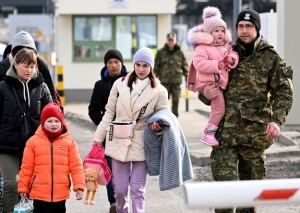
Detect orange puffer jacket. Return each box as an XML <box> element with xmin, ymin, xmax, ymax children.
<box><xmin>18</xmin><ymin>124</ymin><xmax>85</xmax><ymax>202</ymax></box>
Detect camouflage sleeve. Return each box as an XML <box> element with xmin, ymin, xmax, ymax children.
<box><xmin>198</xmin><ymin>90</ymin><xmax>211</xmax><ymax>106</ymax></box>
<box><xmin>269</xmin><ymin>55</ymin><xmax>293</xmax><ymax>126</ymax></box>
<box><xmin>154</xmin><ymin>50</ymin><xmax>161</xmax><ymax>78</ymax></box>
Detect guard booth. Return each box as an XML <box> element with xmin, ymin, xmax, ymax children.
<box><xmin>53</xmin><ymin>0</ymin><xmax>176</xmax><ymax>102</ymax></box>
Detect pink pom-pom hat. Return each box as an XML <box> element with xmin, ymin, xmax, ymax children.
<box><xmin>202</xmin><ymin>6</ymin><xmax>227</xmax><ymax>34</ymax></box>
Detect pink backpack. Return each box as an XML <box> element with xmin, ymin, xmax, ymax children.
<box><xmin>83</xmin><ymin>145</ymin><xmax>111</xmax><ymax>185</ymax></box>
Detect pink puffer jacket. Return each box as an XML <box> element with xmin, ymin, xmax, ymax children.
<box><xmin>186</xmin><ymin>24</ymin><xmax>239</xmax><ymax>92</ymax></box>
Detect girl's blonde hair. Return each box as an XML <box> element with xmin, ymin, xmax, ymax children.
<box><xmin>14</xmin><ymin>48</ymin><xmax>37</xmax><ymax>65</ymax></box>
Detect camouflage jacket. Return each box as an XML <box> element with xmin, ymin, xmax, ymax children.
<box><xmin>154</xmin><ymin>44</ymin><xmax>189</xmax><ymax>85</ymax></box>
<box><xmin>199</xmin><ymin>35</ymin><xmax>293</xmax><ymax>149</ymax></box>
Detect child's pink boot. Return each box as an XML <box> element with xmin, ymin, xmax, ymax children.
<box><xmin>200</xmin><ymin>123</ymin><xmax>219</xmax><ymax>146</ymax></box>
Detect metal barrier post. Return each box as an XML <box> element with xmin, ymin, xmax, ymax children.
<box><xmin>57</xmin><ymin>65</ymin><xmax>65</xmax><ymax>105</ymax></box>
<box><xmin>185</xmin><ymin>88</ymin><xmax>189</xmax><ymax>112</ymax></box>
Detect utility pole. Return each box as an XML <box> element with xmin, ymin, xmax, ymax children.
<box><xmin>233</xmin><ymin>0</ymin><xmax>242</xmax><ymax>41</ymax></box>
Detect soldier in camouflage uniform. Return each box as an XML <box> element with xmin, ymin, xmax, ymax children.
<box><xmin>198</xmin><ymin>9</ymin><xmax>293</xmax><ymax>213</ymax></box>
<box><xmin>154</xmin><ymin>33</ymin><xmax>189</xmax><ymax>117</ymax></box>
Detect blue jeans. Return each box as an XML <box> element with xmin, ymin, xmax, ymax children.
<box><xmin>105</xmin><ymin>155</ymin><xmax>116</xmax><ymax>205</ymax></box>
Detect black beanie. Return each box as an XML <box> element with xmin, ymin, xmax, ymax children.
<box><xmin>236</xmin><ymin>9</ymin><xmax>261</xmax><ymax>32</ymax></box>
<box><xmin>104</xmin><ymin>49</ymin><xmax>123</xmax><ymax>65</ymax></box>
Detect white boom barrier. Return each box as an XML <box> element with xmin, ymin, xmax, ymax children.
<box><xmin>184</xmin><ymin>179</ymin><xmax>300</xmax><ymax>209</ymax></box>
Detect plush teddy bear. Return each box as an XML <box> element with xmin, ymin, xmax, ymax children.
<box><xmin>84</xmin><ymin>168</ymin><xmax>99</xmax><ymax>205</ymax></box>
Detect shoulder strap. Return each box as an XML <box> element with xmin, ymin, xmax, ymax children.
<box><xmin>12</xmin><ymin>87</ymin><xmax>25</xmax><ymax>114</ymax></box>
<box><xmin>136</xmin><ymin>103</ymin><xmax>148</xmax><ymax>123</ymax></box>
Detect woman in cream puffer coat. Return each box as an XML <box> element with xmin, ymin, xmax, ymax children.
<box><xmin>93</xmin><ymin>47</ymin><xmax>169</xmax><ymax>213</ymax></box>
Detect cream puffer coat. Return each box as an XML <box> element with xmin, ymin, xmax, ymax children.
<box><xmin>93</xmin><ymin>72</ymin><xmax>169</xmax><ymax>162</ymax></box>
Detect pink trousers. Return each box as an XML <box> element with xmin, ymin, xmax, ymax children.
<box><xmin>112</xmin><ymin>159</ymin><xmax>147</xmax><ymax>213</ymax></box>
<box><xmin>208</xmin><ymin>88</ymin><xmax>225</xmax><ymax>126</ymax></box>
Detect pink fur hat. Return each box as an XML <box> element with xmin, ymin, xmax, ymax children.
<box><xmin>203</xmin><ymin>6</ymin><xmax>227</xmax><ymax>34</ymax></box>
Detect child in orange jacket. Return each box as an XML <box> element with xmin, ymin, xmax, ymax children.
<box><xmin>18</xmin><ymin>103</ymin><xmax>85</xmax><ymax>213</ymax></box>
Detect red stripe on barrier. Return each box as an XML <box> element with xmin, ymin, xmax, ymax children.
<box><xmin>255</xmin><ymin>189</ymin><xmax>298</xmax><ymax>200</ymax></box>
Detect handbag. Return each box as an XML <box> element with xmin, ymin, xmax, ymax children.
<box><xmin>112</xmin><ymin>121</ymin><xmax>133</xmax><ymax>138</ymax></box>
<box><xmin>13</xmin><ymin>197</ymin><xmax>33</xmax><ymax>213</ymax></box>
<box><xmin>106</xmin><ymin>103</ymin><xmax>148</xmax><ymax>142</ymax></box>
<box><xmin>12</xmin><ymin>88</ymin><xmax>33</xmax><ymax>142</ymax></box>
<box><xmin>83</xmin><ymin>145</ymin><xmax>111</xmax><ymax>185</ymax></box>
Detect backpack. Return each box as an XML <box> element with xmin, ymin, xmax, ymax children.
<box><xmin>83</xmin><ymin>145</ymin><xmax>111</xmax><ymax>185</ymax></box>
<box><xmin>55</xmin><ymin>89</ymin><xmax>64</xmax><ymax>114</ymax></box>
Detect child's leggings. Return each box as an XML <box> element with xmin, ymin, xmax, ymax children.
<box><xmin>208</xmin><ymin>88</ymin><xmax>225</xmax><ymax>126</ymax></box>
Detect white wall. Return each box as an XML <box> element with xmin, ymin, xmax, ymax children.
<box><xmin>55</xmin><ymin>0</ymin><xmax>176</xmax><ymax>15</ymax></box>
<box><xmin>157</xmin><ymin>14</ymin><xmax>172</xmax><ymax>49</ymax></box>
<box><xmin>277</xmin><ymin>0</ymin><xmax>299</xmax><ymax>128</ymax></box>
<box><xmin>54</xmin><ymin>0</ymin><xmax>175</xmax><ymax>93</ymax></box>
<box><xmin>260</xmin><ymin>11</ymin><xmax>277</xmax><ymax>49</ymax></box>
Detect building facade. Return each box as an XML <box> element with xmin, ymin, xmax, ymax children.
<box><xmin>53</xmin><ymin>0</ymin><xmax>176</xmax><ymax>102</ymax></box>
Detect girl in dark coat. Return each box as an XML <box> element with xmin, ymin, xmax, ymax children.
<box><xmin>0</xmin><ymin>48</ymin><xmax>52</xmax><ymax>213</ymax></box>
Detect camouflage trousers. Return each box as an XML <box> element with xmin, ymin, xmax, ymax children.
<box><xmin>162</xmin><ymin>83</ymin><xmax>181</xmax><ymax>117</ymax></box>
<box><xmin>210</xmin><ymin>145</ymin><xmax>267</xmax><ymax>213</ymax></box>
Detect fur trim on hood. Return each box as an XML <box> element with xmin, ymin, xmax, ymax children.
<box><xmin>187</xmin><ymin>24</ymin><xmax>232</xmax><ymax>47</ymax></box>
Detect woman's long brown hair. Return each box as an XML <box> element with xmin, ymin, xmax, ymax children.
<box><xmin>127</xmin><ymin>68</ymin><xmax>157</xmax><ymax>88</ymax></box>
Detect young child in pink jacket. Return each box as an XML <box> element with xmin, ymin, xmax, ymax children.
<box><xmin>187</xmin><ymin>6</ymin><xmax>239</xmax><ymax>146</ymax></box>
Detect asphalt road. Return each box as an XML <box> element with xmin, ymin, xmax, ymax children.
<box><xmin>65</xmin><ymin>119</ymin><xmax>201</xmax><ymax>213</ymax></box>
<box><xmin>65</xmin><ymin>118</ymin><xmax>300</xmax><ymax>213</ymax></box>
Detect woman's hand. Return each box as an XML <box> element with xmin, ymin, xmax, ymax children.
<box><xmin>149</xmin><ymin>122</ymin><xmax>162</xmax><ymax>131</ymax></box>
<box><xmin>93</xmin><ymin>141</ymin><xmax>103</xmax><ymax>148</ymax></box>
<box><xmin>203</xmin><ymin>82</ymin><xmax>220</xmax><ymax>100</ymax></box>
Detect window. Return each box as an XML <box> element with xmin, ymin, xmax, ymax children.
<box><xmin>73</xmin><ymin>15</ymin><xmax>157</xmax><ymax>62</ymax></box>
<box><xmin>116</xmin><ymin>16</ymin><xmax>157</xmax><ymax>60</ymax></box>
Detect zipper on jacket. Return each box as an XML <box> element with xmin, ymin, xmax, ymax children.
<box><xmin>29</xmin><ymin>175</ymin><xmax>36</xmax><ymax>192</ymax></box>
<box><xmin>51</xmin><ymin>142</ymin><xmax>54</xmax><ymax>202</ymax></box>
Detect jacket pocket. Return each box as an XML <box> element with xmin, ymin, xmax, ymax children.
<box><xmin>239</xmin><ymin>100</ymin><xmax>270</xmax><ymax>124</ymax></box>
<box><xmin>239</xmin><ymin>108</ymin><xmax>270</xmax><ymax>124</ymax></box>
<box><xmin>256</xmin><ymin>68</ymin><xmax>269</xmax><ymax>76</ymax></box>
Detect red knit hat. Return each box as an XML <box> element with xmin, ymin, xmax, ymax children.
<box><xmin>41</xmin><ymin>103</ymin><xmax>64</xmax><ymax>125</ymax></box>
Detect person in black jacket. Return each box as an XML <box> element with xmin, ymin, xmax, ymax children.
<box><xmin>88</xmin><ymin>49</ymin><xmax>127</xmax><ymax>213</ymax></box>
<box><xmin>0</xmin><ymin>31</ymin><xmax>57</xmax><ymax>102</ymax></box>
<box><xmin>0</xmin><ymin>48</ymin><xmax>53</xmax><ymax>213</ymax></box>
<box><xmin>2</xmin><ymin>44</ymin><xmax>11</xmax><ymax>60</ymax></box>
